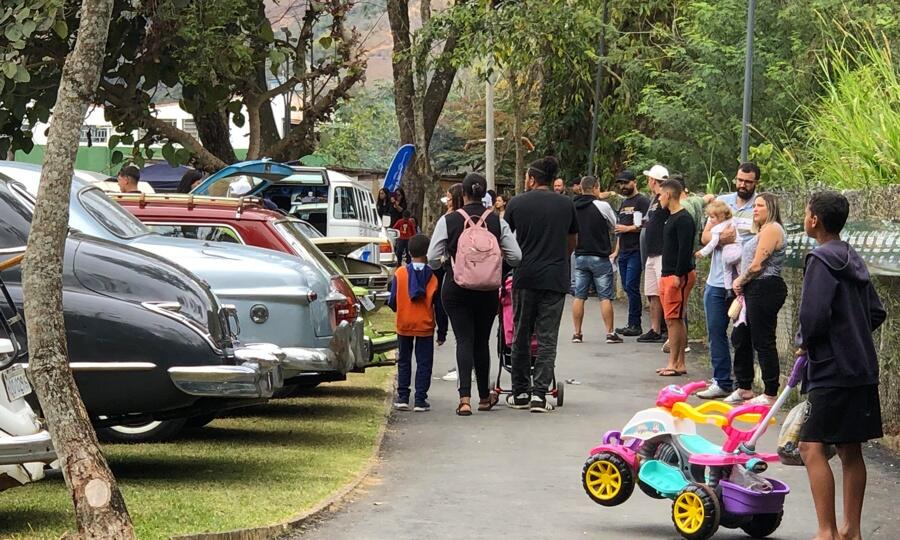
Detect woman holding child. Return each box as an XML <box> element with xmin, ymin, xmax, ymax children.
<box><xmin>725</xmin><ymin>193</ymin><xmax>788</xmax><ymax>406</ymax></box>
<box><xmin>427</xmin><ymin>174</ymin><xmax>521</xmax><ymax>416</ymax></box>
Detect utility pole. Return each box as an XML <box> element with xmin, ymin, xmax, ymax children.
<box><xmin>587</xmin><ymin>0</ymin><xmax>609</xmax><ymax>177</ymax></box>
<box><xmin>485</xmin><ymin>0</ymin><xmax>496</xmax><ymax>191</ymax></box>
<box><xmin>740</xmin><ymin>0</ymin><xmax>757</xmax><ymax>162</ymax></box>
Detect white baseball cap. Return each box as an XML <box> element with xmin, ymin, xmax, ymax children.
<box><xmin>642</xmin><ymin>164</ymin><xmax>669</xmax><ymax>181</ymax></box>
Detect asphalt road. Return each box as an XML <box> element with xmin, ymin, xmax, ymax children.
<box><xmin>287</xmin><ymin>300</ymin><xmax>899</xmax><ymax>540</ymax></box>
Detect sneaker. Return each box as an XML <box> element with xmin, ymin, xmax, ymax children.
<box><xmin>572</xmin><ymin>333</ymin><xmax>583</xmax><ymax>344</ymax></box>
<box><xmin>506</xmin><ymin>393</ymin><xmax>530</xmax><ymax>409</ymax></box>
<box><xmin>636</xmin><ymin>330</ymin><xmax>665</xmax><ymax>343</ymax></box>
<box><xmin>530</xmin><ymin>397</ymin><xmax>555</xmax><ymax>413</ymax></box>
<box><xmin>616</xmin><ymin>325</ymin><xmax>642</xmax><ymax>337</ymax></box>
<box><xmin>696</xmin><ymin>384</ymin><xmax>730</xmax><ymax>400</ymax></box>
<box><xmin>393</xmin><ymin>401</ymin><xmax>411</xmax><ymax>411</ymax></box>
<box><xmin>723</xmin><ymin>390</ymin><xmax>753</xmax><ymax>405</ymax></box>
<box><xmin>413</xmin><ymin>401</ymin><xmax>431</xmax><ymax>412</ymax></box>
<box><xmin>745</xmin><ymin>394</ymin><xmax>777</xmax><ymax>407</ymax></box>
<box><xmin>441</xmin><ymin>369</ymin><xmax>458</xmax><ymax>382</ymax></box>
<box><xmin>606</xmin><ymin>333</ymin><xmax>623</xmax><ymax>344</ymax></box>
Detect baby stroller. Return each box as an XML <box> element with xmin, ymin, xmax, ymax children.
<box><xmin>494</xmin><ymin>275</ymin><xmax>565</xmax><ymax>406</ymax></box>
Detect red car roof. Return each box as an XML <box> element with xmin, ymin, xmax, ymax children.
<box><xmin>110</xmin><ymin>193</ymin><xmax>281</xmax><ymax>222</ymax></box>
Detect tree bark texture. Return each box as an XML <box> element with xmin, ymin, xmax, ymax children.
<box><xmin>22</xmin><ymin>0</ymin><xmax>135</xmax><ymax>537</ymax></box>
<box><xmin>195</xmin><ymin>111</ymin><xmax>238</xmax><ymax>167</ymax></box>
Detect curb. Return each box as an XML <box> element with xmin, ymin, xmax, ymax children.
<box><xmin>172</xmin><ymin>372</ymin><xmax>396</xmax><ymax>540</ymax></box>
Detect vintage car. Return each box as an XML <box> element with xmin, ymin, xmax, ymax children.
<box><xmin>190</xmin><ymin>160</ymin><xmax>397</xmax><ymax>265</ymax></box>
<box><xmin>0</xmin><ymin>269</ymin><xmax>55</xmax><ymax>491</ymax></box>
<box><xmin>1</xmin><ymin>162</ymin><xmax>369</xmax><ymax>389</ymax></box>
<box><xmin>0</xmin><ymin>177</ymin><xmax>286</xmax><ymax>442</ymax></box>
<box><xmin>109</xmin><ymin>193</ymin><xmax>398</xmax><ymax>359</ymax></box>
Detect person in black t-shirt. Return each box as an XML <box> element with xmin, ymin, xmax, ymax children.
<box><xmin>657</xmin><ymin>179</ymin><xmax>696</xmax><ymax>376</ymax></box>
<box><xmin>504</xmin><ymin>156</ymin><xmax>578</xmax><ymax>413</ymax></box>
<box><xmin>637</xmin><ymin>164</ymin><xmax>670</xmax><ymax>344</ymax></box>
<box><xmin>612</xmin><ymin>170</ymin><xmax>650</xmax><ymax>335</ymax></box>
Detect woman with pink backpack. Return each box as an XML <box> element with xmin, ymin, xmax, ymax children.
<box><xmin>428</xmin><ymin>173</ymin><xmax>521</xmax><ymax>416</ymax></box>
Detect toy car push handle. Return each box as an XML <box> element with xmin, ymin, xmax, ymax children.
<box><xmin>738</xmin><ymin>355</ymin><xmax>808</xmax><ymax>454</ymax></box>
<box><xmin>655</xmin><ymin>381</ymin><xmax>708</xmax><ymax>408</ymax></box>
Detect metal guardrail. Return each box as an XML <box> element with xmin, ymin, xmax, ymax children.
<box><xmin>783</xmin><ymin>220</ymin><xmax>900</xmax><ymax>277</ymax></box>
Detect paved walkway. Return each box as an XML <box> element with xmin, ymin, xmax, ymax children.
<box><xmin>288</xmin><ymin>301</ymin><xmax>899</xmax><ymax>539</ymax></box>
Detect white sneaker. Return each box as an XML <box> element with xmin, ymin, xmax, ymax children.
<box><xmin>696</xmin><ymin>383</ymin><xmax>729</xmax><ymax>400</ymax></box>
<box><xmin>441</xmin><ymin>369</ymin><xmax>458</xmax><ymax>382</ymax></box>
<box><xmin>393</xmin><ymin>402</ymin><xmax>411</xmax><ymax>411</ymax></box>
<box><xmin>745</xmin><ymin>394</ymin><xmax>777</xmax><ymax>406</ymax></box>
<box><xmin>723</xmin><ymin>390</ymin><xmax>752</xmax><ymax>404</ymax></box>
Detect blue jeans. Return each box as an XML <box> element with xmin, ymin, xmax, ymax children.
<box><xmin>397</xmin><ymin>335</ymin><xmax>434</xmax><ymax>404</ymax></box>
<box><xmin>574</xmin><ymin>255</ymin><xmax>615</xmax><ymax>300</ymax></box>
<box><xmin>618</xmin><ymin>250</ymin><xmax>642</xmax><ymax>328</ymax></box>
<box><xmin>703</xmin><ymin>285</ymin><xmax>733</xmax><ymax>391</ymax></box>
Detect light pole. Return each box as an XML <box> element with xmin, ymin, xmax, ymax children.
<box><xmin>740</xmin><ymin>0</ymin><xmax>757</xmax><ymax>162</ymax></box>
<box><xmin>587</xmin><ymin>0</ymin><xmax>609</xmax><ymax>177</ymax></box>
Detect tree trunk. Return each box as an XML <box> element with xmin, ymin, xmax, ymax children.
<box><xmin>196</xmin><ymin>111</ymin><xmax>237</xmax><ymax>166</ymax></box>
<box><xmin>22</xmin><ymin>0</ymin><xmax>135</xmax><ymax>537</ymax></box>
<box><xmin>511</xmin><ymin>74</ymin><xmax>525</xmax><ymax>195</ymax></box>
<box><xmin>246</xmin><ymin>100</ymin><xmax>262</xmax><ymax>160</ymax></box>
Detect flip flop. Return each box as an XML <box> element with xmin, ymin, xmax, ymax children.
<box><xmin>658</xmin><ymin>368</ymin><xmax>684</xmax><ymax>377</ymax></box>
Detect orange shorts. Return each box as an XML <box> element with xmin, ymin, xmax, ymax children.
<box><xmin>659</xmin><ymin>271</ymin><xmax>697</xmax><ymax>321</ymax></box>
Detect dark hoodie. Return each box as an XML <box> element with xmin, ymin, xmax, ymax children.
<box><xmin>798</xmin><ymin>240</ymin><xmax>886</xmax><ymax>390</ymax></box>
<box><xmin>573</xmin><ymin>194</ymin><xmax>614</xmax><ymax>257</ymax></box>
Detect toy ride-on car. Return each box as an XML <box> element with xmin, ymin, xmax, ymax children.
<box><xmin>580</xmin><ymin>373</ymin><xmax>801</xmax><ymax>540</ymax></box>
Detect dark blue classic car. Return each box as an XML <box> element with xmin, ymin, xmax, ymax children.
<box><xmin>0</xmin><ymin>176</ymin><xmax>285</xmax><ymax>441</ymax></box>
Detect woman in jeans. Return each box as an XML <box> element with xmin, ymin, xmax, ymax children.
<box><xmin>726</xmin><ymin>193</ymin><xmax>787</xmax><ymax>406</ymax></box>
<box><xmin>427</xmin><ymin>173</ymin><xmax>521</xmax><ymax>416</ymax></box>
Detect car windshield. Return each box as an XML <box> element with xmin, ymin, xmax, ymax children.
<box><xmin>291</xmin><ymin>220</ymin><xmax>324</xmax><ymax>238</ymax></box>
<box><xmin>274</xmin><ymin>220</ymin><xmax>339</xmax><ymax>276</ymax></box>
<box><xmin>199</xmin><ymin>174</ymin><xmax>266</xmax><ymax>197</ymax></box>
<box><xmin>77</xmin><ymin>187</ymin><xmax>150</xmax><ymax>239</ymax></box>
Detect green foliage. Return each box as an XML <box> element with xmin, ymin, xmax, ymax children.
<box><xmin>311</xmin><ymin>83</ymin><xmax>400</xmax><ymax>170</ymax></box>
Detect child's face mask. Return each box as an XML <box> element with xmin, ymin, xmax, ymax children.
<box><xmin>412</xmin><ymin>262</ymin><xmax>426</xmax><ymax>271</ymax></box>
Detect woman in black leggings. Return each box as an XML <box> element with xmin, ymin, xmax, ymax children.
<box><xmin>427</xmin><ymin>173</ymin><xmax>521</xmax><ymax>416</ymax></box>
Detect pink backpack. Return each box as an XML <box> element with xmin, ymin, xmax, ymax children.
<box><xmin>452</xmin><ymin>208</ymin><xmax>502</xmax><ymax>290</ymax></box>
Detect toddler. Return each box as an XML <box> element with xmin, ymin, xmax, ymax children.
<box><xmin>695</xmin><ymin>201</ymin><xmax>742</xmax><ymax>291</ymax></box>
<box><xmin>387</xmin><ymin>234</ymin><xmax>437</xmax><ymax>412</ymax></box>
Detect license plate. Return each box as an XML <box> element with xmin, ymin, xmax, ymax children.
<box><xmin>2</xmin><ymin>364</ymin><xmax>32</xmax><ymax>401</ymax></box>
<box><xmin>359</xmin><ymin>295</ymin><xmax>376</xmax><ymax>312</ymax></box>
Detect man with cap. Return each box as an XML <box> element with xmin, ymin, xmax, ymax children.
<box><xmin>636</xmin><ymin>164</ymin><xmax>670</xmax><ymax>344</ymax></box>
<box><xmin>612</xmin><ymin>170</ymin><xmax>650</xmax><ymax>336</ymax></box>
<box><xmin>117</xmin><ymin>165</ymin><xmax>142</xmax><ymax>193</ymax></box>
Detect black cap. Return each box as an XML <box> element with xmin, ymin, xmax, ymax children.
<box><xmin>614</xmin><ymin>170</ymin><xmax>636</xmax><ymax>183</ymax></box>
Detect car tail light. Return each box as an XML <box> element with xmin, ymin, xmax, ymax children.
<box><xmin>379</xmin><ymin>242</ymin><xmax>392</xmax><ymax>254</ymax></box>
<box><xmin>327</xmin><ymin>276</ymin><xmax>359</xmax><ymax>328</ymax></box>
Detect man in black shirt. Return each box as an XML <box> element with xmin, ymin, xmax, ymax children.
<box><xmin>504</xmin><ymin>156</ymin><xmax>578</xmax><ymax>413</ymax></box>
<box><xmin>637</xmin><ymin>164</ymin><xmax>670</xmax><ymax>343</ymax></box>
<box><xmin>657</xmin><ymin>179</ymin><xmax>696</xmax><ymax>376</ymax></box>
<box><xmin>612</xmin><ymin>170</ymin><xmax>650</xmax><ymax>336</ymax></box>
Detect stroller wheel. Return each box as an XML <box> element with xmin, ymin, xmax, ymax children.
<box><xmin>555</xmin><ymin>379</ymin><xmax>565</xmax><ymax>407</ymax></box>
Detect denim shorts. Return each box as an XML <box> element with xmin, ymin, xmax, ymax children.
<box><xmin>574</xmin><ymin>255</ymin><xmax>614</xmax><ymax>300</ymax></box>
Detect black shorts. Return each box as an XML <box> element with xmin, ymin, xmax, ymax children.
<box><xmin>800</xmin><ymin>385</ymin><xmax>883</xmax><ymax>444</ymax></box>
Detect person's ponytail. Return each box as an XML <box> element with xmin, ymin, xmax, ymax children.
<box><xmin>462</xmin><ymin>172</ymin><xmax>487</xmax><ymax>201</ymax></box>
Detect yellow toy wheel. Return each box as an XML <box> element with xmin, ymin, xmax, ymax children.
<box><xmin>582</xmin><ymin>452</ymin><xmax>634</xmax><ymax>507</ymax></box>
<box><xmin>671</xmin><ymin>483</ymin><xmax>720</xmax><ymax>540</ymax></box>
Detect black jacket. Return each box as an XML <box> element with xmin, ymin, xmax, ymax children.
<box><xmin>798</xmin><ymin>241</ymin><xmax>886</xmax><ymax>390</ymax></box>
<box><xmin>573</xmin><ymin>195</ymin><xmax>613</xmax><ymax>257</ymax></box>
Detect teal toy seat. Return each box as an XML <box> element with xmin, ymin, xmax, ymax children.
<box><xmin>678</xmin><ymin>434</ymin><xmax>724</xmax><ymax>456</ymax></box>
<box><xmin>638</xmin><ymin>460</ymin><xmax>689</xmax><ymax>498</ymax></box>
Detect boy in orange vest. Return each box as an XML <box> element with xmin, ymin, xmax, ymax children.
<box><xmin>388</xmin><ymin>234</ymin><xmax>438</xmax><ymax>411</ymax></box>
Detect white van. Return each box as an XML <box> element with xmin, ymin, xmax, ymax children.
<box><xmin>192</xmin><ymin>161</ymin><xmax>395</xmax><ymax>264</ymax></box>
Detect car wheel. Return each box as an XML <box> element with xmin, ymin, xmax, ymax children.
<box><xmin>97</xmin><ymin>418</ymin><xmax>188</xmax><ymax>443</ymax></box>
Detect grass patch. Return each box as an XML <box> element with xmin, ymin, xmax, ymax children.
<box><xmin>367</xmin><ymin>308</ymin><xmax>396</xmax><ymax>333</ymax></box>
<box><xmin>1</xmin><ymin>367</ymin><xmax>391</xmax><ymax>539</ymax></box>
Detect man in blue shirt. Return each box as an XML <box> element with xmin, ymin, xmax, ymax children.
<box><xmin>696</xmin><ymin>162</ymin><xmax>759</xmax><ymax>399</ymax></box>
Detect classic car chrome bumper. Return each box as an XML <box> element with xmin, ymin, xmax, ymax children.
<box><xmin>168</xmin><ymin>345</ymin><xmax>285</xmax><ymax>399</ymax></box>
<box><xmin>280</xmin><ymin>316</ymin><xmax>369</xmax><ymax>376</ymax></box>
<box><xmin>0</xmin><ymin>430</ymin><xmax>56</xmax><ymax>466</ymax></box>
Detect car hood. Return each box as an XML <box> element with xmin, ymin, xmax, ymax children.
<box><xmin>310</xmin><ymin>236</ymin><xmax>381</xmax><ymax>256</ymax></box>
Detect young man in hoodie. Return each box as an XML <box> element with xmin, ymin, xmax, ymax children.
<box><xmin>571</xmin><ymin>176</ymin><xmax>621</xmax><ymax>344</ymax></box>
<box><xmin>388</xmin><ymin>234</ymin><xmax>439</xmax><ymax>412</ymax></box>
<box><xmin>797</xmin><ymin>192</ymin><xmax>886</xmax><ymax>540</ymax></box>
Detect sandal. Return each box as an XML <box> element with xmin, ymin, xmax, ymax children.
<box><xmin>456</xmin><ymin>400</ymin><xmax>472</xmax><ymax>416</ymax></box>
<box><xmin>478</xmin><ymin>392</ymin><xmax>500</xmax><ymax>411</ymax></box>
<box><xmin>658</xmin><ymin>368</ymin><xmax>684</xmax><ymax>377</ymax></box>
<box><xmin>656</xmin><ymin>367</ymin><xmax>688</xmax><ymax>375</ymax></box>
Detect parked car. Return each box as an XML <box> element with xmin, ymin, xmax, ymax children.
<box><xmin>0</xmin><ymin>177</ymin><xmax>286</xmax><ymax>442</ymax></box>
<box><xmin>108</xmin><ymin>193</ymin><xmax>398</xmax><ymax>359</ymax></box>
<box><xmin>0</xmin><ymin>268</ymin><xmax>55</xmax><ymax>491</ymax></box>
<box><xmin>0</xmin><ymin>161</ymin><xmax>368</xmax><ymax>388</ymax></box>
<box><xmin>190</xmin><ymin>160</ymin><xmax>397</xmax><ymax>265</ymax></box>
